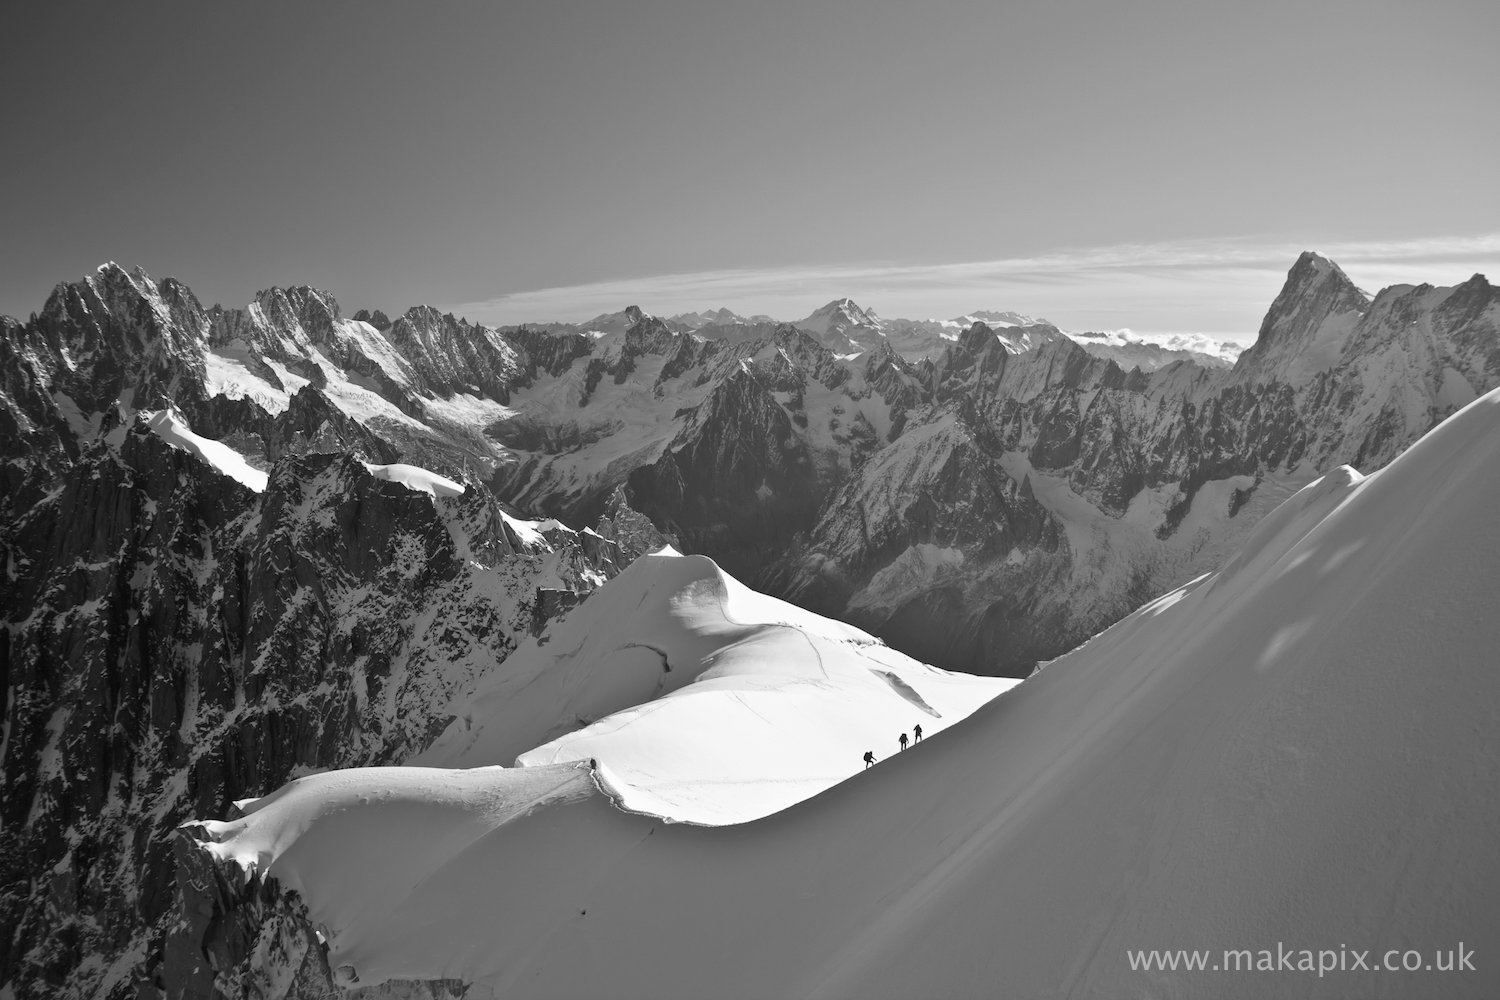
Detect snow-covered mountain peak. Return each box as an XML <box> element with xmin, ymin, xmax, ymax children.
<box><xmin>1232</xmin><ymin>251</ymin><xmax>1372</xmax><ymax>387</ymax></box>
<box><xmin>574</xmin><ymin>303</ymin><xmax>665</xmax><ymax>337</ymax></box>
<box><xmin>1280</xmin><ymin>250</ymin><xmax>1369</xmax><ymax>314</ymax></box>
<box><xmin>249</xmin><ymin>284</ymin><xmax>345</xmax><ymax>348</ymax></box>
<box><xmin>799</xmin><ymin>297</ymin><xmax>884</xmax><ymax>332</ymax></box>
<box><xmin>793</xmin><ymin>298</ymin><xmax>888</xmax><ymax>353</ymax></box>
<box><xmin>954</xmin><ymin>309</ymin><xmax>1045</xmax><ymax>328</ymax></box>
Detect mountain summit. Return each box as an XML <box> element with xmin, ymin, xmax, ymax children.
<box><xmin>795</xmin><ymin>297</ymin><xmax>888</xmax><ymax>353</ymax></box>
<box><xmin>1232</xmin><ymin>251</ymin><xmax>1371</xmax><ymax>387</ymax></box>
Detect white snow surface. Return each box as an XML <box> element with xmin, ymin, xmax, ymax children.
<box><xmin>411</xmin><ymin>550</ymin><xmax>1013</xmax><ymax>825</ymax></box>
<box><xmin>192</xmin><ymin>388</ymin><xmax>1500</xmax><ymax>997</ymax></box>
<box><xmin>144</xmin><ymin>410</ymin><xmax>268</xmax><ymax>492</ymax></box>
<box><xmin>360</xmin><ymin>462</ymin><xmax>466</xmax><ymax>498</ymax></box>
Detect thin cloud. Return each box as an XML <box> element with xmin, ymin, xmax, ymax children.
<box><xmin>444</xmin><ymin>233</ymin><xmax>1500</xmax><ymax>344</ymax></box>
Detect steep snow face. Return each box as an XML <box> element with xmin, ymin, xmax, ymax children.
<box><xmin>414</xmin><ymin>551</ymin><xmax>1015</xmax><ymax>825</ymax></box>
<box><xmin>146</xmin><ymin>409</ymin><xmax>269</xmax><ymax>491</ymax></box>
<box><xmin>361</xmin><ymin>461</ymin><xmax>465</xmax><ymax>498</ymax></box>
<box><xmin>183</xmin><ymin>385</ymin><xmax>1500</xmax><ymax>998</ymax></box>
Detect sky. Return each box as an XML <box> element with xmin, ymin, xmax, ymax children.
<box><xmin>3</xmin><ymin>1</ymin><xmax>1497</xmax><ymax>343</ymax></box>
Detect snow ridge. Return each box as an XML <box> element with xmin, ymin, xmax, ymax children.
<box><xmin>414</xmin><ymin>550</ymin><xmax>1015</xmax><ymax>825</ymax></box>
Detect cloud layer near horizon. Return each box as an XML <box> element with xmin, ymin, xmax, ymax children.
<box><xmin>445</xmin><ymin>234</ymin><xmax>1500</xmax><ymax>345</ymax></box>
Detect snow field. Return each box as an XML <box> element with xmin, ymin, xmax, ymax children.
<box><xmin>415</xmin><ymin>550</ymin><xmax>1014</xmax><ymax>824</ymax></box>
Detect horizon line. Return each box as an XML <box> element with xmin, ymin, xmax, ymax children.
<box><xmin>439</xmin><ymin>232</ymin><xmax>1500</xmax><ymax>342</ymax></box>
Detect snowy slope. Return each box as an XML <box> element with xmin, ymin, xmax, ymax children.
<box><xmin>413</xmin><ymin>549</ymin><xmax>1016</xmax><ymax>824</ymax></box>
<box><xmin>361</xmin><ymin>461</ymin><xmax>466</xmax><ymax>497</ymax></box>
<box><xmin>185</xmin><ymin>386</ymin><xmax>1500</xmax><ymax>997</ymax></box>
<box><xmin>146</xmin><ymin>409</ymin><xmax>270</xmax><ymax>491</ymax></box>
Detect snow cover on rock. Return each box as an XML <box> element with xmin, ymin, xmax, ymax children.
<box><xmin>145</xmin><ymin>408</ymin><xmax>464</xmax><ymax>501</ymax></box>
<box><xmin>145</xmin><ymin>409</ymin><xmax>269</xmax><ymax>491</ymax></box>
<box><xmin>187</xmin><ymin>385</ymin><xmax>1500</xmax><ymax>997</ymax></box>
<box><xmin>360</xmin><ymin>461</ymin><xmax>466</xmax><ymax>498</ymax></box>
<box><xmin>411</xmin><ymin>549</ymin><xmax>1013</xmax><ymax>825</ymax></box>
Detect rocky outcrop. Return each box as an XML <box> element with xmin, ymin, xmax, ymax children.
<box><xmin>593</xmin><ymin>485</ymin><xmax>678</xmax><ymax>562</ymax></box>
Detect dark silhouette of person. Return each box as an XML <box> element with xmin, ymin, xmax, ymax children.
<box><xmin>898</xmin><ymin>732</ymin><xmax>908</xmax><ymax>751</ymax></box>
<box><xmin>913</xmin><ymin>724</ymin><xmax>923</xmax><ymax>743</ymax></box>
<box><xmin>863</xmin><ymin>750</ymin><xmax>876</xmax><ymax>769</ymax></box>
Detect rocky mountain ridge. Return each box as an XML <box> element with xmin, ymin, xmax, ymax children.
<box><xmin>499</xmin><ymin>297</ymin><xmax>1237</xmax><ymax>367</ymax></box>
<box><xmin>774</xmin><ymin>254</ymin><xmax>1499</xmax><ymax>672</ymax></box>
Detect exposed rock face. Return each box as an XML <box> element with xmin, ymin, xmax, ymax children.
<box><xmin>164</xmin><ymin>821</ymin><xmax>468</xmax><ymax>1000</ymax></box>
<box><xmin>488</xmin><ymin>321</ymin><xmax>898</xmax><ymax>584</ymax></box>
<box><xmin>1233</xmin><ymin>251</ymin><xmax>1371</xmax><ymax>388</ymax></box>
<box><xmin>771</xmin><ymin>408</ymin><xmax>1068</xmax><ymax>674</ymax></box>
<box><xmin>165</xmin><ymin>829</ymin><xmax>335</xmax><ymax>1000</ymax></box>
<box><xmin>593</xmin><ymin>485</ymin><xmax>678</xmax><ymax>562</ymax></box>
<box><xmin>383</xmin><ymin>306</ymin><xmax>526</xmax><ymax>403</ymax></box>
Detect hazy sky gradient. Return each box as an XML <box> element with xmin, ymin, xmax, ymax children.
<box><xmin>3</xmin><ymin>1</ymin><xmax>1496</xmax><ymax>334</ymax></box>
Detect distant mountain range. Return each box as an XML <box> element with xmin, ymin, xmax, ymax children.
<box><xmin>519</xmin><ymin>299</ymin><xmax>1246</xmax><ymax>369</ymax></box>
